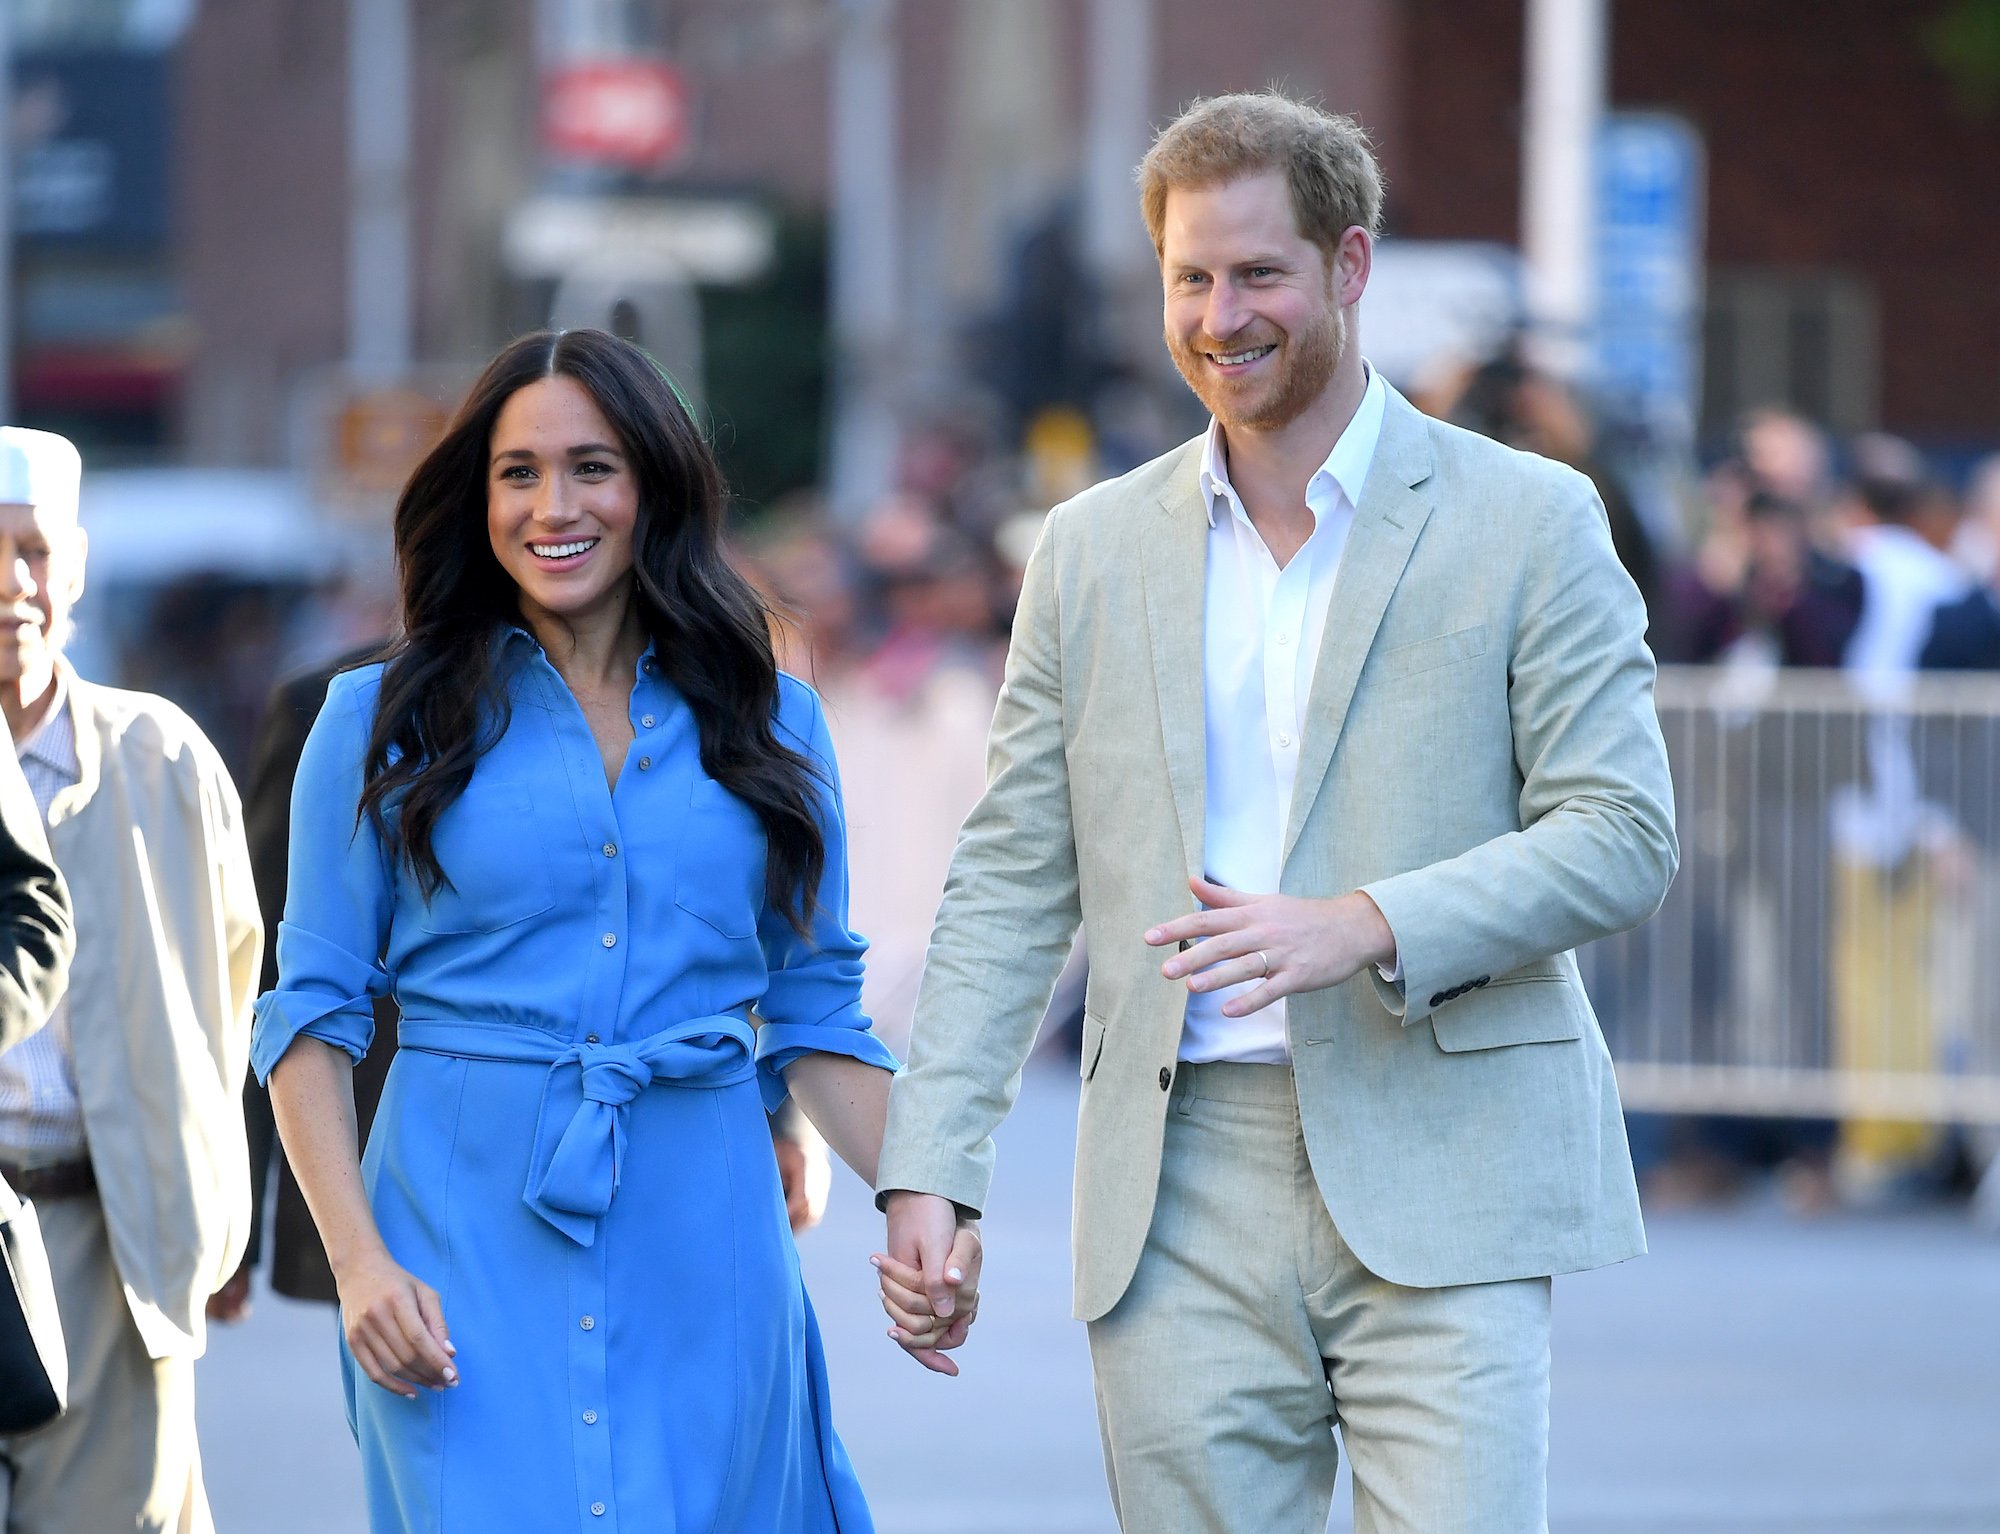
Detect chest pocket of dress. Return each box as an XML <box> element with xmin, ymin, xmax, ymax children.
<box><xmin>414</xmin><ymin>777</ymin><xmax>558</xmax><ymax>935</ymax></box>
<box><xmin>674</xmin><ymin>776</ymin><xmax>766</xmax><ymax>940</ymax></box>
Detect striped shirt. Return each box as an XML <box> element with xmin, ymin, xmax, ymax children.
<box><xmin>0</xmin><ymin>679</ymin><xmax>85</xmax><ymax>1162</ymax></box>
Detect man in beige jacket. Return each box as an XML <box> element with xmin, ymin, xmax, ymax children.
<box><xmin>0</xmin><ymin>428</ymin><xmax>261</xmax><ymax>1534</ymax></box>
<box><xmin>876</xmin><ymin>96</ymin><xmax>1677</xmax><ymax>1532</ymax></box>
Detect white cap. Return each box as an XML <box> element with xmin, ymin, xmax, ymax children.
<box><xmin>0</xmin><ymin>428</ymin><xmax>82</xmax><ymax>519</ymax></box>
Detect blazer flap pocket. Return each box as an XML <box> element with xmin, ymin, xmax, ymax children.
<box><xmin>1080</xmin><ymin>1012</ymin><xmax>1107</xmax><ymax>1080</ymax></box>
<box><xmin>1430</xmin><ymin>977</ymin><xmax>1583</xmax><ymax>1053</ymax></box>
<box><xmin>1379</xmin><ymin>623</ymin><xmax>1489</xmax><ymax>680</ymax></box>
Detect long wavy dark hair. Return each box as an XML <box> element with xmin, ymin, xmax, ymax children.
<box><xmin>358</xmin><ymin>328</ymin><xmax>826</xmax><ymax>931</ymax></box>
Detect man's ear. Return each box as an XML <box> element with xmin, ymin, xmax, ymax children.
<box><xmin>1335</xmin><ymin>225</ymin><xmax>1373</xmax><ymax>309</ymax></box>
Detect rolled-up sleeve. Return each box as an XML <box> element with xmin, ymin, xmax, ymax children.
<box><xmin>753</xmin><ymin>681</ymin><xmax>899</xmax><ymax>1109</ymax></box>
<box><xmin>250</xmin><ymin>673</ymin><xmax>394</xmax><ymax>1083</ymax></box>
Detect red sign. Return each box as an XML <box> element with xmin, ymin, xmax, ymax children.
<box><xmin>542</xmin><ymin>59</ymin><xmax>691</xmax><ymax>171</ymax></box>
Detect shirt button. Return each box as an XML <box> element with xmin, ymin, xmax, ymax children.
<box><xmin>582</xmin><ymin>1409</ymin><xmax>599</xmax><ymax>1424</ymax></box>
<box><xmin>580</xmin><ymin>1315</ymin><xmax>595</xmax><ymax>1331</ymax></box>
<box><xmin>638</xmin><ymin>757</ymin><xmax>652</xmax><ymax>771</ymax></box>
<box><xmin>591</xmin><ymin>1502</ymin><xmax>606</xmax><ymax>1517</ymax></box>
<box><xmin>640</xmin><ymin>714</ymin><xmax>656</xmax><ymax>729</ymax></box>
<box><xmin>642</xmin><ymin>659</ymin><xmax>657</xmax><ymax>674</ymax></box>
<box><xmin>585</xmin><ymin>1033</ymin><xmax>600</xmax><ymax>1044</ymax></box>
<box><xmin>1276</xmin><ymin>631</ymin><xmax>1292</xmax><ymax>646</ymax></box>
<box><xmin>1276</xmin><ymin>733</ymin><xmax>1293</xmax><ymax>749</ymax></box>
<box><xmin>602</xmin><ymin>842</ymin><xmax>618</xmax><ymax>858</ymax></box>
<box><xmin>601</xmin><ymin>933</ymin><xmax>617</xmax><ymax>948</ymax></box>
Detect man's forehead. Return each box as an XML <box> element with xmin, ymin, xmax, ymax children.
<box><xmin>0</xmin><ymin>500</ymin><xmax>77</xmax><ymax>530</ymax></box>
<box><xmin>1161</xmin><ymin>171</ymin><xmax>1306</xmax><ymax>255</ymax></box>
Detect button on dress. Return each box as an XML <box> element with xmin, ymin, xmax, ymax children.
<box><xmin>252</xmin><ymin>633</ymin><xmax>895</xmax><ymax>1532</ymax></box>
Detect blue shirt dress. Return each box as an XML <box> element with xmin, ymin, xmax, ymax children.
<box><xmin>251</xmin><ymin>630</ymin><xmax>897</xmax><ymax>1533</ymax></box>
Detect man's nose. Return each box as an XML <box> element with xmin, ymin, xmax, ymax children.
<box><xmin>0</xmin><ymin>557</ymin><xmax>32</xmax><ymax>602</ymax></box>
<box><xmin>1202</xmin><ymin>283</ymin><xmax>1250</xmax><ymax>342</ymax></box>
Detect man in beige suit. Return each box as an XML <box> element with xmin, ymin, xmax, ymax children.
<box><xmin>0</xmin><ymin>428</ymin><xmax>261</xmax><ymax>1534</ymax></box>
<box><xmin>874</xmin><ymin>94</ymin><xmax>1677</xmax><ymax>1532</ymax></box>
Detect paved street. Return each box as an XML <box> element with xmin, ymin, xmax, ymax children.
<box><xmin>200</xmin><ymin>1062</ymin><xmax>2000</xmax><ymax>1533</ymax></box>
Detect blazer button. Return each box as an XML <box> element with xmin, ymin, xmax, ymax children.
<box><xmin>1429</xmin><ymin>992</ymin><xmax>1447</xmax><ymax>1008</ymax></box>
<box><xmin>1158</xmin><ymin>1066</ymin><xmax>1172</xmax><ymax>1091</ymax></box>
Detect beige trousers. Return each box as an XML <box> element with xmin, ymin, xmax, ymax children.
<box><xmin>1088</xmin><ymin>1063</ymin><xmax>1552</xmax><ymax>1534</ymax></box>
<box><xmin>0</xmin><ymin>1193</ymin><xmax>210</xmax><ymax>1534</ymax></box>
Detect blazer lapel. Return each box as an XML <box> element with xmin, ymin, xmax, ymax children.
<box><xmin>1141</xmin><ymin>444</ymin><xmax>1211</xmax><ymax>880</ymax></box>
<box><xmin>1283</xmin><ymin>389</ymin><xmax>1436</xmax><ymax>867</ymax></box>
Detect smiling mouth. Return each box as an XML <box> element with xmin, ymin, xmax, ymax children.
<box><xmin>527</xmin><ymin>537</ymin><xmax>600</xmax><ymax>562</ymax></box>
<box><xmin>1205</xmin><ymin>344</ymin><xmax>1277</xmax><ymax>370</ymax></box>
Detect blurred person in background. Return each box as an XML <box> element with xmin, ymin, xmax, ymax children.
<box><xmin>878</xmin><ymin>93</ymin><xmax>1675</xmax><ymax>1534</ymax></box>
<box><xmin>1661</xmin><ymin>478</ymin><xmax>1865</xmax><ymax>669</ymax></box>
<box><xmin>0</xmin><ymin>428</ymin><xmax>262</xmax><ymax>1534</ymax></box>
<box><xmin>1922</xmin><ymin>455</ymin><xmax>2000</xmax><ymax>670</ymax></box>
<box><xmin>1644</xmin><ymin>476</ymin><xmax>1861</xmax><ymax>1211</ymax></box>
<box><xmin>1440</xmin><ymin>342</ymin><xmax>1662</xmax><ymax>629</ymax></box>
<box><xmin>255</xmin><ymin>331</ymin><xmax>971</xmax><ymax>1531</ymax></box>
<box><xmin>1829</xmin><ymin>436</ymin><xmax>1970</xmax><ymax>1203</ymax></box>
<box><xmin>748</xmin><ymin>506</ymin><xmax>998</xmax><ymax>1057</ymax></box>
<box><xmin>1739</xmin><ymin>406</ymin><xmax>1837</xmax><ymax>546</ymax></box>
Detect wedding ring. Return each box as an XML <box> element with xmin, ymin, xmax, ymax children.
<box><xmin>1257</xmin><ymin>950</ymin><xmax>1272</xmax><ymax>976</ymax></box>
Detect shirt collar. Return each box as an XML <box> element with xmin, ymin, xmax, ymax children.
<box><xmin>494</xmin><ymin>621</ymin><xmax>661</xmax><ymax>683</ymax></box>
<box><xmin>17</xmin><ymin>669</ymin><xmax>75</xmax><ymax>776</ymax></box>
<box><xmin>1199</xmin><ymin>361</ymin><xmax>1388</xmax><ymax>529</ymax></box>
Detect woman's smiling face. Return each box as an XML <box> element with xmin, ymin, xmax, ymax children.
<box><xmin>486</xmin><ymin>374</ymin><xmax>641</xmax><ymax>631</ymax></box>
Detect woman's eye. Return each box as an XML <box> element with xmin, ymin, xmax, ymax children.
<box><xmin>499</xmin><ymin>465</ymin><xmax>536</xmax><ymax>482</ymax></box>
<box><xmin>576</xmin><ymin>461</ymin><xmax>613</xmax><ymax>478</ymax></box>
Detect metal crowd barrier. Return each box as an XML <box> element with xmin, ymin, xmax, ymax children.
<box><xmin>1584</xmin><ymin>665</ymin><xmax>2000</xmax><ymax>1125</ymax></box>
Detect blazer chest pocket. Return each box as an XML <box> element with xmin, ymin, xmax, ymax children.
<box><xmin>674</xmin><ymin>777</ymin><xmax>766</xmax><ymax>940</ymax></box>
<box><xmin>1430</xmin><ymin>975</ymin><xmax>1584</xmax><ymax>1053</ymax></box>
<box><xmin>416</xmin><ymin>779</ymin><xmax>557</xmax><ymax>935</ymax></box>
<box><xmin>1378</xmin><ymin>623</ymin><xmax>1488</xmax><ymax>681</ymax></box>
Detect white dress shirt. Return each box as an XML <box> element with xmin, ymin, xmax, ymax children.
<box><xmin>0</xmin><ymin>678</ymin><xmax>86</xmax><ymax>1161</ymax></box>
<box><xmin>1180</xmin><ymin>365</ymin><xmax>1390</xmax><ymax>1064</ymax></box>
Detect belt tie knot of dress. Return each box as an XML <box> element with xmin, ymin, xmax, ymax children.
<box><xmin>397</xmin><ymin>1014</ymin><xmax>756</xmax><ymax>1246</ymax></box>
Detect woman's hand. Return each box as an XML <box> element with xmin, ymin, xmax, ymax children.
<box><xmin>872</xmin><ymin>1217</ymin><xmax>982</xmax><ymax>1376</ymax></box>
<box><xmin>335</xmin><ymin>1247</ymin><xmax>458</xmax><ymax>1400</ymax></box>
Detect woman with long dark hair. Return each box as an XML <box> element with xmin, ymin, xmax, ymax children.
<box><xmin>251</xmin><ymin>329</ymin><xmax>976</xmax><ymax>1531</ymax></box>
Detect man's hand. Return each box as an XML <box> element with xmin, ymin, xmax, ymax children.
<box><xmin>876</xmin><ymin>1190</ymin><xmax>982</xmax><ymax>1376</ymax></box>
<box><xmin>1145</xmin><ymin>876</ymin><xmax>1396</xmax><ymax>1017</ymax></box>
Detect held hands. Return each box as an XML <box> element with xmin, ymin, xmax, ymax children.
<box><xmin>335</xmin><ymin>1246</ymin><xmax>459</xmax><ymax>1400</ymax></box>
<box><xmin>874</xmin><ymin>1190</ymin><xmax>982</xmax><ymax>1377</ymax></box>
<box><xmin>1146</xmin><ymin>876</ymin><xmax>1397</xmax><ymax>1016</ymax></box>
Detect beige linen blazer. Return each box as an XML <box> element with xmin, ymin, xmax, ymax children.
<box><xmin>47</xmin><ymin>677</ymin><xmax>262</xmax><ymax>1358</ymax></box>
<box><xmin>877</xmin><ymin>387</ymin><xmax>1679</xmax><ymax>1321</ymax></box>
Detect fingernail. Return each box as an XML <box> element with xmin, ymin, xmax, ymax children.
<box><xmin>888</xmin><ymin>1328</ymin><xmax>902</xmax><ymax>1341</ymax></box>
<box><xmin>946</xmin><ymin>1267</ymin><xmax>963</xmax><ymax>1283</ymax></box>
<box><xmin>868</xmin><ymin>1255</ymin><xmax>881</xmax><ymax>1268</ymax></box>
<box><xmin>445</xmin><ymin>1343</ymin><xmax>457</xmax><ymax>1356</ymax></box>
<box><xmin>1145</xmin><ymin>928</ymin><xmax>1162</xmax><ymax>943</ymax></box>
<box><xmin>443</xmin><ymin>1367</ymin><xmax>457</xmax><ymax>1384</ymax></box>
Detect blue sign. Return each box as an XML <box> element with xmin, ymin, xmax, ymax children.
<box><xmin>1595</xmin><ymin>114</ymin><xmax>1704</xmax><ymax>444</ymax></box>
